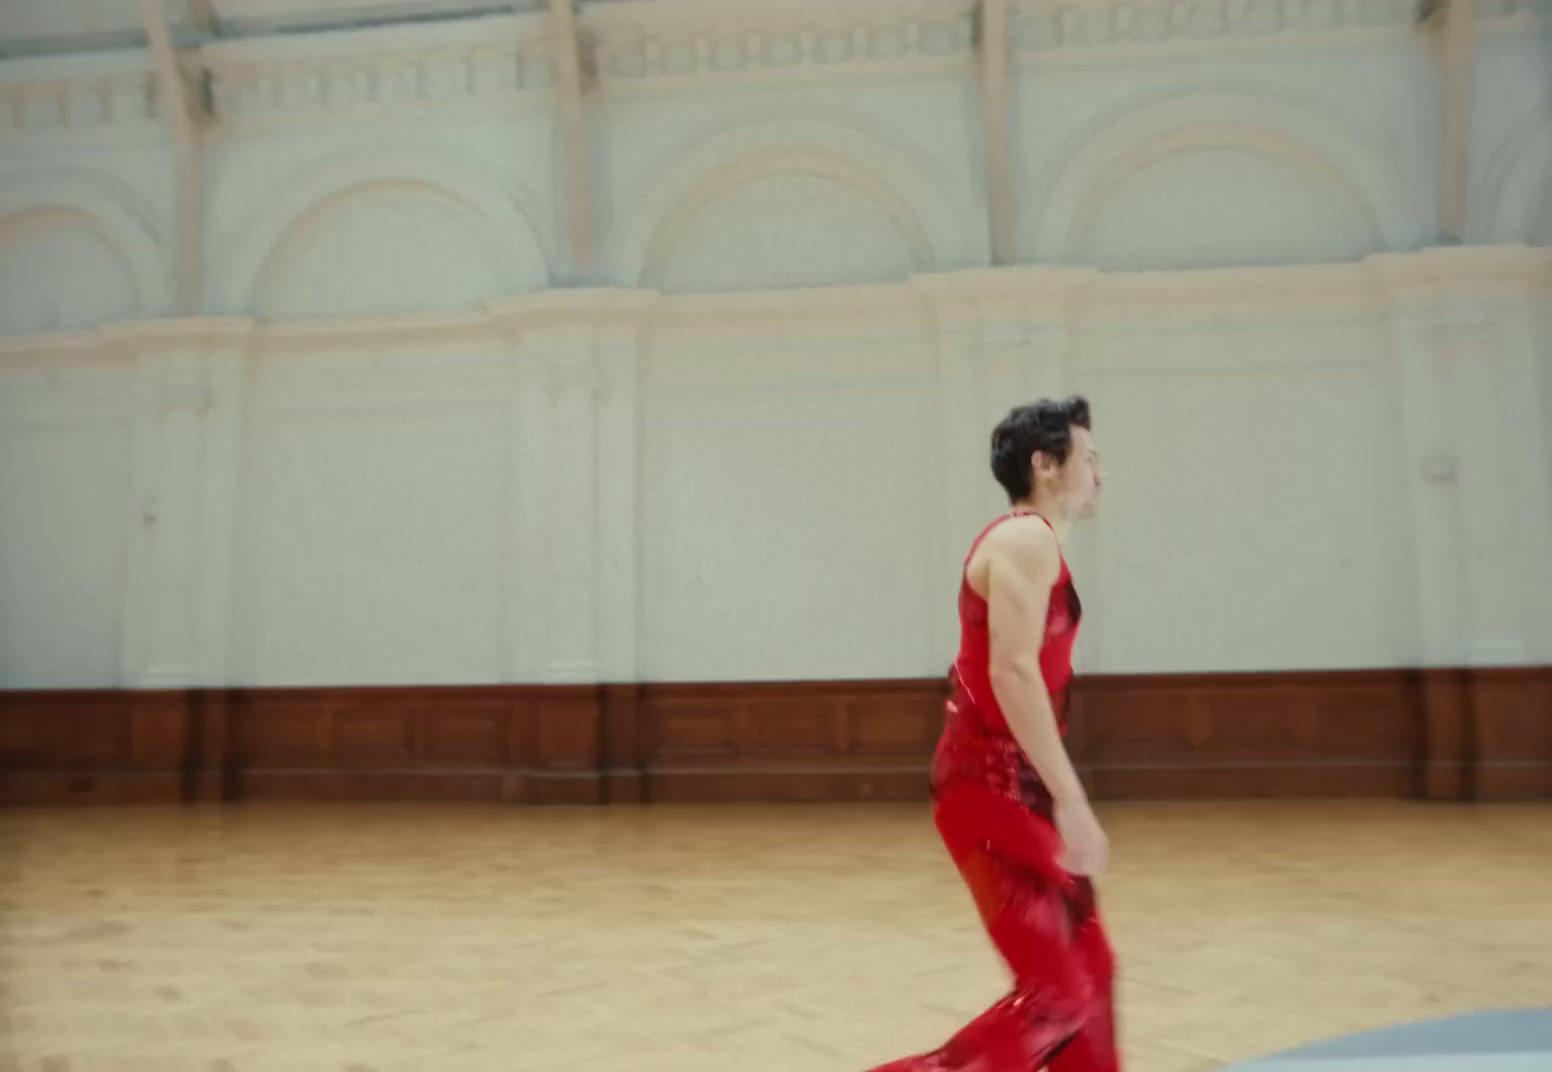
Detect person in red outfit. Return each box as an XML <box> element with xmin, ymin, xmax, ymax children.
<box><xmin>866</xmin><ymin>396</ymin><xmax>1117</xmax><ymax>1072</ymax></box>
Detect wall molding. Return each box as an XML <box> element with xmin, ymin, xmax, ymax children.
<box><xmin>1006</xmin><ymin>0</ymin><xmax>1539</xmax><ymax>56</ymax></box>
<box><xmin>583</xmin><ymin>0</ymin><xmax>978</xmax><ymax>87</ymax></box>
<box><xmin>1</xmin><ymin>0</ymin><xmax>1543</xmax><ymax>137</ymax></box>
<box><xmin>612</xmin><ymin>116</ymin><xmax>979</xmax><ymax>287</ymax></box>
<box><xmin>3</xmin><ymin>667</ymin><xmax>1547</xmax><ymax>805</ymax></box>
<box><xmin>1475</xmin><ymin>104</ymin><xmax>1552</xmax><ymax>245</ymax></box>
<box><xmin>218</xmin><ymin>146</ymin><xmax>558</xmax><ymax>314</ymax></box>
<box><xmin>200</xmin><ymin>13</ymin><xmax>556</xmax><ymax>124</ymax></box>
<box><xmin>0</xmin><ymin>57</ymin><xmax>159</xmax><ymax>137</ymax></box>
<box><xmin>4</xmin><ymin>7</ymin><xmax>1547</xmax><ymax>319</ymax></box>
<box><xmin>1026</xmin><ymin>89</ymin><xmax>1424</xmax><ymax>262</ymax></box>
<box><xmin>0</xmin><ymin>246</ymin><xmax>1546</xmax><ymax>362</ymax></box>
<box><xmin>0</xmin><ymin>168</ymin><xmax>172</xmax><ymax>321</ymax></box>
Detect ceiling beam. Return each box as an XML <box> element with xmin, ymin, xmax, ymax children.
<box><xmin>139</xmin><ymin>0</ymin><xmax>203</xmax><ymax>316</ymax></box>
<box><xmin>1439</xmin><ymin>0</ymin><xmax>1476</xmax><ymax>243</ymax></box>
<box><xmin>548</xmin><ymin>0</ymin><xmax>594</xmax><ymax>276</ymax></box>
<box><xmin>976</xmin><ymin>0</ymin><xmax>1015</xmax><ymax>266</ymax></box>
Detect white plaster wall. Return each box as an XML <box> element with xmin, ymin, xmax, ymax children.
<box><xmin>1</xmin><ymin>258</ymin><xmax>1549</xmax><ymax>688</ymax></box>
<box><xmin>0</xmin><ymin>138</ymin><xmax>174</xmax><ymax>331</ymax></box>
<box><xmin>0</xmin><ymin>54</ymin><xmax>176</xmax><ymax>364</ymax></box>
<box><xmin>1473</xmin><ymin>28</ymin><xmax>1552</xmax><ymax>244</ymax></box>
<box><xmin>202</xmin><ymin>34</ymin><xmax>564</xmax><ymax>312</ymax></box>
<box><xmin>637</xmin><ymin>295</ymin><xmax>942</xmax><ymax>681</ymax></box>
<box><xmin>598</xmin><ymin>80</ymin><xmax>988</xmax><ymax>290</ymax></box>
<box><xmin>1542</xmin><ymin>294</ymin><xmax>1552</xmax><ymax>662</ymax></box>
<box><xmin>1065</xmin><ymin>315</ymin><xmax>1410</xmax><ymax>673</ymax></box>
<box><xmin>0</xmin><ymin>356</ymin><xmax>135</xmax><ymax>687</ymax></box>
<box><xmin>203</xmin><ymin>133</ymin><xmax>560</xmax><ymax>311</ymax></box>
<box><xmin>0</xmin><ymin>1</ymin><xmax>1548</xmax><ymax>688</ymax></box>
<box><xmin>228</xmin><ymin>334</ymin><xmax>514</xmax><ymax>685</ymax></box>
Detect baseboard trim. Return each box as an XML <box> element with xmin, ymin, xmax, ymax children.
<box><xmin>0</xmin><ymin>771</ymin><xmax>186</xmax><ymax>807</ymax></box>
<box><xmin>3</xmin><ymin>666</ymin><xmax>1548</xmax><ymax>805</ymax></box>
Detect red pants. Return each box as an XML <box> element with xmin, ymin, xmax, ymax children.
<box><xmin>865</xmin><ymin>784</ymin><xmax>1119</xmax><ymax>1071</ymax></box>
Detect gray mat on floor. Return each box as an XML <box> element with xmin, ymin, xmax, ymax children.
<box><xmin>1221</xmin><ymin>1008</ymin><xmax>1552</xmax><ymax>1070</ymax></box>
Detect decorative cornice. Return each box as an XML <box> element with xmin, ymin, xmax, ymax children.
<box><xmin>1</xmin><ymin>0</ymin><xmax>1544</xmax><ymax>133</ymax></box>
<box><xmin>196</xmin><ymin>3</ymin><xmax>979</xmax><ymax>121</ymax></box>
<box><xmin>99</xmin><ymin>317</ymin><xmax>259</xmax><ymax>356</ymax></box>
<box><xmin>1069</xmin><ymin>262</ymin><xmax>1391</xmax><ymax>329</ymax></box>
<box><xmin>650</xmin><ymin>283</ymin><xmax>931</xmax><ymax>342</ymax></box>
<box><xmin>200</xmin><ymin>14</ymin><xmax>554</xmax><ymax>122</ymax></box>
<box><xmin>485</xmin><ymin>289</ymin><xmax>660</xmax><ymax>333</ymax></box>
<box><xmin>0</xmin><ymin>329</ymin><xmax>116</xmax><ymax>369</ymax></box>
<box><xmin>1011</xmin><ymin>0</ymin><xmax>1412</xmax><ymax>53</ymax></box>
<box><xmin>257</xmin><ymin>308</ymin><xmax>493</xmax><ymax>349</ymax></box>
<box><xmin>583</xmin><ymin>0</ymin><xmax>977</xmax><ymax>86</ymax></box>
<box><xmin>0</xmin><ymin>64</ymin><xmax>158</xmax><ymax>136</ymax></box>
<box><xmin>911</xmin><ymin>266</ymin><xmax>1102</xmax><ymax>328</ymax></box>
<box><xmin>1</xmin><ymin>250</ymin><xmax>1546</xmax><ymax>355</ymax></box>
<box><xmin>0</xmin><ymin>317</ymin><xmax>257</xmax><ymax>368</ymax></box>
<box><xmin>1010</xmin><ymin>0</ymin><xmax>1542</xmax><ymax>54</ymax></box>
<box><xmin>1364</xmin><ymin>246</ymin><xmax>1552</xmax><ymax>312</ymax></box>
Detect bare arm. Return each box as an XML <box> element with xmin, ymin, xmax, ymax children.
<box><xmin>982</xmin><ymin>521</ymin><xmax>1087</xmax><ymax>810</ymax></box>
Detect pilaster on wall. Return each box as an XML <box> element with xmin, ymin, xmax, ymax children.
<box><xmin>486</xmin><ymin>292</ymin><xmax>651</xmax><ymax>686</ymax></box>
<box><xmin>1371</xmin><ymin>253</ymin><xmax>1471</xmax><ymax>668</ymax></box>
<box><xmin>1489</xmin><ymin>274</ymin><xmax>1552</xmax><ymax>664</ymax></box>
<box><xmin>1369</xmin><ymin>247</ymin><xmax>1552</xmax><ymax>669</ymax></box>
<box><xmin>911</xmin><ymin>268</ymin><xmax>1096</xmax><ymax>659</ymax></box>
<box><xmin>102</xmin><ymin>319</ymin><xmax>255</xmax><ymax>689</ymax></box>
<box><xmin>914</xmin><ymin>275</ymin><xmax>993</xmax><ymax>652</ymax></box>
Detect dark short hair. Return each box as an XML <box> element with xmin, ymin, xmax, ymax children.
<box><xmin>990</xmin><ymin>396</ymin><xmax>1091</xmax><ymax>502</ymax></box>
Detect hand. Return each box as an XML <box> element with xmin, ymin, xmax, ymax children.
<box><xmin>1055</xmin><ymin>797</ymin><xmax>1109</xmax><ymax>877</ymax></box>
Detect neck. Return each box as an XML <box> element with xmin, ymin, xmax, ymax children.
<box><xmin>1012</xmin><ymin>497</ymin><xmax>1073</xmax><ymax>544</ymax></box>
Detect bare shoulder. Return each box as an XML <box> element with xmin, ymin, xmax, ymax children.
<box><xmin>969</xmin><ymin>515</ymin><xmax>1060</xmax><ymax>594</ymax></box>
<box><xmin>985</xmin><ymin>515</ymin><xmax>1060</xmax><ymax>565</ymax></box>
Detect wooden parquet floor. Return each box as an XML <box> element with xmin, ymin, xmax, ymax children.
<box><xmin>2</xmin><ymin>800</ymin><xmax>1550</xmax><ymax>1072</ymax></box>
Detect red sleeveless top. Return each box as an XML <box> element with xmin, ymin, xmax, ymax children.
<box><xmin>930</xmin><ymin>512</ymin><xmax>1083</xmax><ymax>814</ymax></box>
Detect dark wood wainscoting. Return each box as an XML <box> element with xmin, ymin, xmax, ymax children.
<box><xmin>3</xmin><ymin>668</ymin><xmax>1548</xmax><ymax>805</ymax></box>
<box><xmin>637</xmin><ymin>679</ymin><xmax>946</xmax><ymax>804</ymax></box>
<box><xmin>0</xmin><ymin>686</ymin><xmax>606</xmax><ymax>807</ymax></box>
<box><xmin>1070</xmin><ymin>670</ymin><xmax>1422</xmax><ymax>799</ymax></box>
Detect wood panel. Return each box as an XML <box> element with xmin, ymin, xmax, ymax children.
<box><xmin>600</xmin><ymin>684</ymin><xmax>644</xmax><ymax>803</ymax></box>
<box><xmin>227</xmin><ymin>686</ymin><xmax>603</xmax><ymax>805</ymax></box>
<box><xmin>640</xmin><ymin>679</ymin><xmax>947</xmax><ymax>803</ymax></box>
<box><xmin>1071</xmin><ymin>670</ymin><xmax>1420</xmax><ymax>799</ymax></box>
<box><xmin>2</xmin><ymin>668</ymin><xmax>1548</xmax><ymax>805</ymax></box>
<box><xmin>0</xmin><ymin>686</ymin><xmax>604</xmax><ymax>806</ymax></box>
<box><xmin>1471</xmin><ymin>667</ymin><xmax>1552</xmax><ymax>800</ymax></box>
<box><xmin>1418</xmin><ymin>668</ymin><xmax>1473</xmax><ymax>800</ymax></box>
<box><xmin>0</xmin><ymin>690</ymin><xmax>186</xmax><ymax>805</ymax></box>
<box><xmin>184</xmin><ymin>688</ymin><xmax>234</xmax><ymax>802</ymax></box>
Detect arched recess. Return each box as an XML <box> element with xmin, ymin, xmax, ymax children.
<box><xmin>1024</xmin><ymin>91</ymin><xmax>1421</xmax><ymax>270</ymax></box>
<box><xmin>0</xmin><ymin>170</ymin><xmax>167</xmax><ymax>334</ymax></box>
<box><xmin>221</xmin><ymin>151</ymin><xmax>554</xmax><ymax>319</ymax></box>
<box><xmin>612</xmin><ymin>118</ymin><xmax>976</xmax><ymax>293</ymax></box>
<box><xmin>1474</xmin><ymin>106</ymin><xmax>1552</xmax><ymax>245</ymax></box>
